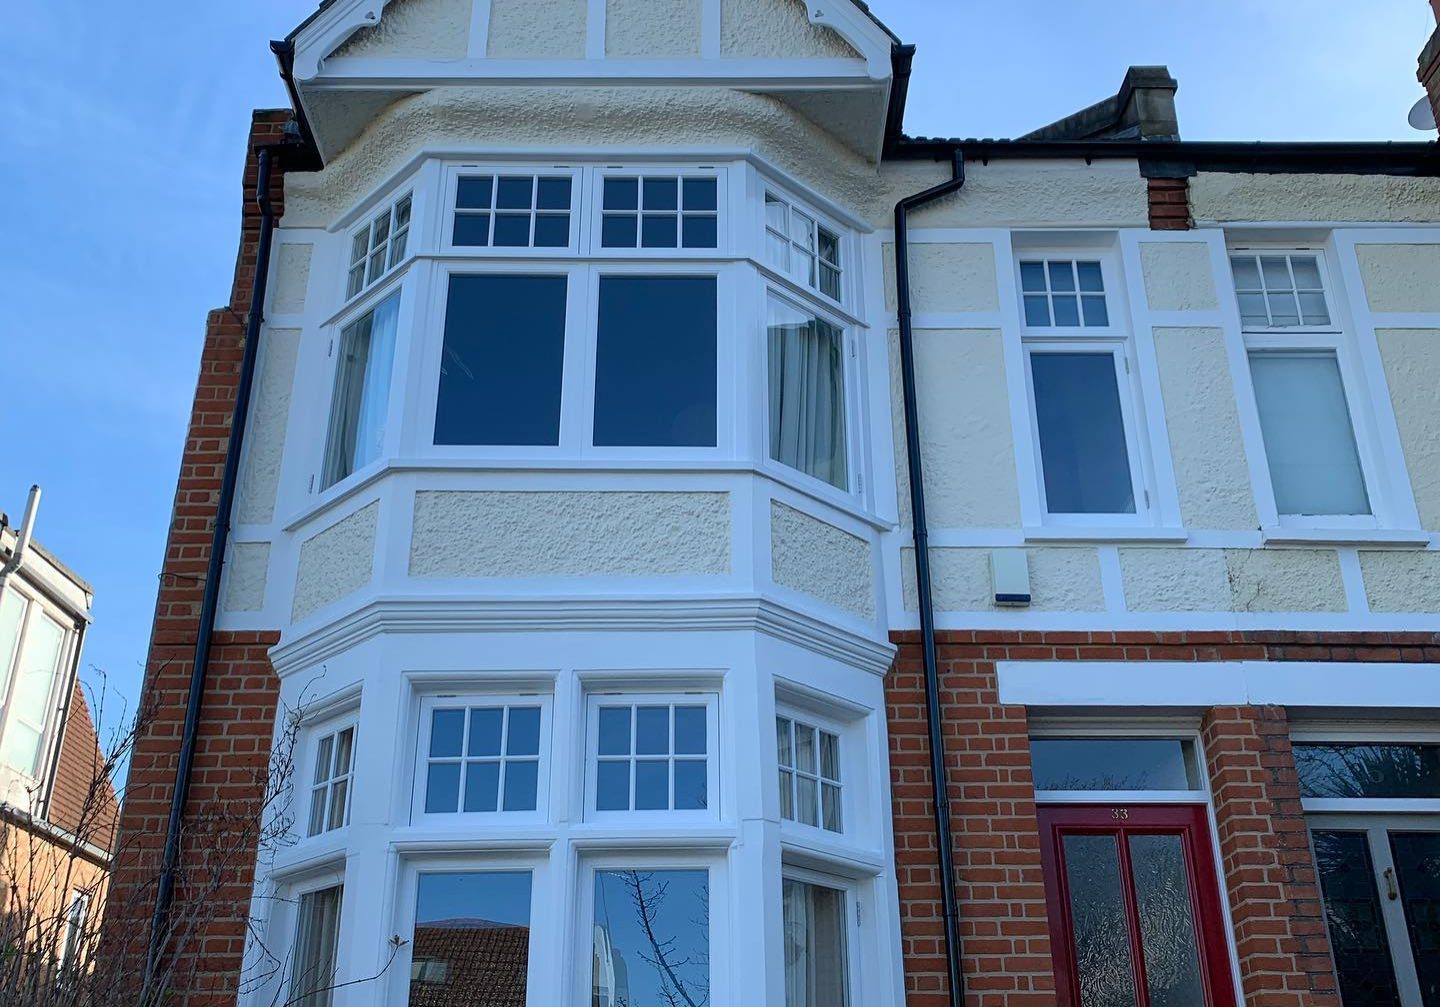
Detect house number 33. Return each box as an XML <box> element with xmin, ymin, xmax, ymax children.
<box><xmin>1111</xmin><ymin>807</ymin><xmax>1130</xmax><ymax>820</ymax></box>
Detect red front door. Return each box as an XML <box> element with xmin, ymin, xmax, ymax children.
<box><xmin>1038</xmin><ymin>804</ymin><xmax>1238</xmax><ymax>1007</ymax></box>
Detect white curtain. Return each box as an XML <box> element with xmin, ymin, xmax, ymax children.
<box><xmin>768</xmin><ymin>299</ymin><xmax>848</xmax><ymax>490</ymax></box>
<box><xmin>783</xmin><ymin>880</ymin><xmax>811</xmax><ymax>1007</ymax></box>
<box><xmin>324</xmin><ymin>292</ymin><xmax>400</xmax><ymax>488</ymax></box>
<box><xmin>352</xmin><ymin>293</ymin><xmax>400</xmax><ymax>472</ymax></box>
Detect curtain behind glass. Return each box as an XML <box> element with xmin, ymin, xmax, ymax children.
<box><xmin>783</xmin><ymin>879</ymin><xmax>849</xmax><ymax>1007</ymax></box>
<box><xmin>768</xmin><ymin>299</ymin><xmax>847</xmax><ymax>490</ymax></box>
<box><xmin>322</xmin><ymin>292</ymin><xmax>400</xmax><ymax>489</ymax></box>
<box><xmin>292</xmin><ymin>886</ymin><xmax>342</xmax><ymax>1007</ymax></box>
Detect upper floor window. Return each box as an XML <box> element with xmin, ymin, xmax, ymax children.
<box><xmin>765</xmin><ymin>193</ymin><xmax>842</xmax><ymax>302</ymax></box>
<box><xmin>766</xmin><ymin>297</ymin><xmax>850</xmax><ymax>492</ymax></box>
<box><xmin>601</xmin><ymin>175</ymin><xmax>719</xmax><ymax>250</ymax></box>
<box><xmin>322</xmin><ymin>291</ymin><xmax>401</xmax><ymax>490</ymax></box>
<box><xmin>346</xmin><ymin>193</ymin><xmax>411</xmax><ymax>300</ymax></box>
<box><xmin>589</xmin><ymin>698</ymin><xmax>712</xmax><ymax>815</ymax></box>
<box><xmin>420</xmin><ymin>701</ymin><xmax>544</xmax><ymax>815</ymax></box>
<box><xmin>776</xmin><ymin>715</ymin><xmax>843</xmax><ymax>833</ymax></box>
<box><xmin>1020</xmin><ymin>259</ymin><xmax>1109</xmax><ymax>328</ymax></box>
<box><xmin>0</xmin><ymin>587</ymin><xmax>68</xmax><ymax>779</ymax></box>
<box><xmin>307</xmin><ymin>724</ymin><xmax>355</xmax><ymax>836</ymax></box>
<box><xmin>1230</xmin><ymin>252</ymin><xmax>1331</xmax><ymax>329</ymax></box>
<box><xmin>452</xmin><ymin>174</ymin><xmax>573</xmax><ymax>249</ymax></box>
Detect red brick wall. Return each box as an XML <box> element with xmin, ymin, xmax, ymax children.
<box><xmin>887</xmin><ymin>630</ymin><xmax>1435</xmax><ymax>1007</ymax></box>
<box><xmin>98</xmin><ymin>109</ymin><xmax>294</xmax><ymax>1006</ymax></box>
<box><xmin>1148</xmin><ymin>176</ymin><xmax>1193</xmax><ymax>230</ymax></box>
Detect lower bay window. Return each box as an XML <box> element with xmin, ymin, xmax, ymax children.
<box><xmin>782</xmin><ymin>872</ymin><xmax>854</xmax><ymax>1007</ymax></box>
<box><xmin>290</xmin><ymin>883</ymin><xmax>343</xmax><ymax>1007</ymax></box>
<box><xmin>589</xmin><ymin>864</ymin><xmax>713</xmax><ymax>1007</ymax></box>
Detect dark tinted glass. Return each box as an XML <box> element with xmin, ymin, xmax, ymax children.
<box><xmin>644</xmin><ymin>177</ymin><xmax>678</xmax><ymax>210</ymax></box>
<box><xmin>536</xmin><ymin>177</ymin><xmax>571</xmax><ymax>210</ymax></box>
<box><xmin>492</xmin><ymin>213</ymin><xmax>531</xmax><ymax>247</ymax></box>
<box><xmin>452</xmin><ymin>213</ymin><xmax>490</xmax><ymax>247</ymax></box>
<box><xmin>1389</xmin><ymin>832</ymin><xmax>1440</xmax><ymax>1006</ymax></box>
<box><xmin>1314</xmin><ymin>831</ymin><xmax>1401</xmax><ymax>1006</ymax></box>
<box><xmin>1030</xmin><ymin>352</ymin><xmax>1135</xmax><ymax>514</ymax></box>
<box><xmin>435</xmin><ymin>275</ymin><xmax>567</xmax><ymax>446</ymax></box>
<box><xmin>456</xmin><ymin>176</ymin><xmax>493</xmax><ymax>210</ymax></box>
<box><xmin>604</xmin><ymin>178</ymin><xmax>639</xmax><ymax>211</ymax></box>
<box><xmin>642</xmin><ymin>214</ymin><xmax>679</xmax><ymax>248</ymax></box>
<box><xmin>683</xmin><ymin>178</ymin><xmax>717</xmax><ymax>211</ymax></box>
<box><xmin>496</xmin><ymin>176</ymin><xmax>533</xmax><ymax>209</ymax></box>
<box><xmin>1295</xmin><ymin>744</ymin><xmax>1440</xmax><ymax>799</ymax></box>
<box><xmin>593</xmin><ymin>277</ymin><xmax>717</xmax><ymax>447</ymax></box>
<box><xmin>1030</xmin><ymin>738</ymin><xmax>1196</xmax><ymax>792</ymax></box>
<box><xmin>602</xmin><ymin>214</ymin><xmax>638</xmax><ymax>248</ymax></box>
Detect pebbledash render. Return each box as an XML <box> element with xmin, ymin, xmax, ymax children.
<box><xmin>100</xmin><ymin>2</ymin><xmax>1440</xmax><ymax>1006</ymax></box>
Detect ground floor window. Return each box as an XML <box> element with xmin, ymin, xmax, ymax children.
<box><xmin>590</xmin><ymin>866</ymin><xmax>711</xmax><ymax>1007</ymax></box>
<box><xmin>782</xmin><ymin>874</ymin><xmax>851</xmax><ymax>1007</ymax></box>
<box><xmin>406</xmin><ymin>870</ymin><xmax>533</xmax><ymax>1006</ymax></box>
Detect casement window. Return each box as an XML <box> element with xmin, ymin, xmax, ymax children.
<box><xmin>1296</xmin><ymin>737</ymin><xmax>1440</xmax><ymax>1007</ymax></box>
<box><xmin>307</xmin><ymin>725</ymin><xmax>355</xmax><ymax>837</ymax></box>
<box><xmin>1016</xmin><ymin>254</ymin><xmax>1147</xmax><ymax>522</ymax></box>
<box><xmin>418</xmin><ymin>701</ymin><xmax>544</xmax><ymax>816</ymax></box>
<box><xmin>452</xmin><ymin>174</ymin><xmax>574</xmax><ymax>249</ymax></box>
<box><xmin>406</xmin><ymin>870</ymin><xmax>533</xmax><ymax>1005</ymax></box>
<box><xmin>600</xmin><ymin>175</ymin><xmax>719</xmax><ymax>250</ymax></box>
<box><xmin>765</xmin><ymin>193</ymin><xmax>842</xmax><ymax>302</ymax></box>
<box><xmin>290</xmin><ymin>885</ymin><xmax>343</xmax><ymax>1007</ymax></box>
<box><xmin>1229</xmin><ymin>249</ymin><xmax>1383</xmax><ymax>525</ymax></box>
<box><xmin>776</xmin><ymin>715</ymin><xmax>843</xmax><ymax>833</ymax></box>
<box><xmin>782</xmin><ymin>875</ymin><xmax>852</xmax><ymax>1007</ymax></box>
<box><xmin>589</xmin><ymin>866</ymin><xmax>711</xmax><ymax>1007</ymax></box>
<box><xmin>588</xmin><ymin>697</ymin><xmax>714</xmax><ymax>815</ymax></box>
<box><xmin>0</xmin><ymin>587</ymin><xmax>68</xmax><ymax>780</ymax></box>
<box><xmin>766</xmin><ymin>296</ymin><xmax>849</xmax><ymax>491</ymax></box>
<box><xmin>346</xmin><ymin>193</ymin><xmax>411</xmax><ymax>300</ymax></box>
<box><xmin>321</xmin><ymin>291</ymin><xmax>400</xmax><ymax>489</ymax></box>
<box><xmin>56</xmin><ymin>890</ymin><xmax>89</xmax><ymax>980</ymax></box>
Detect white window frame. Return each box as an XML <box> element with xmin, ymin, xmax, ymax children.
<box><xmin>1013</xmin><ymin>249</ymin><xmax>1159</xmax><ymax>528</ymax></box>
<box><xmin>440</xmin><ymin>164</ymin><xmax>583</xmax><ymax>256</ymax></box>
<box><xmin>1028</xmin><ymin>725</ymin><xmax>1211</xmax><ymax>806</ymax></box>
<box><xmin>590</xmin><ymin>166</ymin><xmax>728</xmax><ymax>258</ymax></box>
<box><xmin>0</xmin><ymin>582</ymin><xmax>73</xmax><ymax>798</ymax></box>
<box><xmin>305</xmin><ymin>719</ymin><xmax>357</xmax><ymax>838</ymax></box>
<box><xmin>410</xmin><ymin>694</ymin><xmax>552</xmax><ymax>825</ymax></box>
<box><xmin>389</xmin><ymin>853</ymin><xmax>547</xmax><ymax>1007</ymax></box>
<box><xmin>576</xmin><ymin>853</ymin><xmax>729</xmax><ymax>1007</ymax></box>
<box><xmin>271</xmin><ymin>865</ymin><xmax>347</xmax><ymax>1007</ymax></box>
<box><xmin>1228</xmin><ymin>245</ymin><xmax>1394</xmax><ymax>532</ymax></box>
<box><xmin>1291</xmin><ymin>727</ymin><xmax>1440</xmax><ymax>816</ymax></box>
<box><xmin>775</xmin><ymin>707</ymin><xmax>848</xmax><ymax>837</ymax></box>
<box><xmin>779</xmin><ymin>864</ymin><xmax>862</xmax><ymax>1007</ymax></box>
<box><xmin>344</xmin><ymin>190</ymin><xmax>413</xmax><ymax>302</ymax></box>
<box><xmin>762</xmin><ymin>190</ymin><xmax>846</xmax><ymax>306</ymax></box>
<box><xmin>583</xmin><ymin>692</ymin><xmax>720</xmax><ymax>824</ymax></box>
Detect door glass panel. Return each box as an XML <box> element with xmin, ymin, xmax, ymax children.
<box><xmin>1062</xmin><ymin>834</ymin><xmax>1139</xmax><ymax>1007</ymax></box>
<box><xmin>1313</xmin><ymin>830</ymin><xmax>1401</xmax><ymax>1006</ymax></box>
<box><xmin>1390</xmin><ymin>832</ymin><xmax>1440</xmax><ymax>1007</ymax></box>
<box><xmin>1128</xmin><ymin>834</ymin><xmax>1205</xmax><ymax>1007</ymax></box>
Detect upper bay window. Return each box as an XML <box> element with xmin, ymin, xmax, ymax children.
<box><xmin>451</xmin><ymin>174</ymin><xmax>574</xmax><ymax>249</ymax></box>
<box><xmin>415</xmin><ymin>698</ymin><xmax>546</xmax><ymax>817</ymax></box>
<box><xmin>322</xmin><ymin>290</ymin><xmax>400</xmax><ymax>489</ymax></box>
<box><xmin>601</xmin><ymin>175</ymin><xmax>719</xmax><ymax>250</ymax></box>
<box><xmin>346</xmin><ymin>193</ymin><xmax>410</xmax><ymax>301</ymax></box>
<box><xmin>1015</xmin><ymin>251</ymin><xmax>1150</xmax><ymax>524</ymax></box>
<box><xmin>765</xmin><ymin>193</ymin><xmax>842</xmax><ymax>302</ymax></box>
<box><xmin>588</xmin><ymin>696</ymin><xmax>714</xmax><ymax>816</ymax></box>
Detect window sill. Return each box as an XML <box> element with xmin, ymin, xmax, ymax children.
<box><xmin>1023</xmin><ymin>526</ymin><xmax>1188</xmax><ymax>544</ymax></box>
<box><xmin>778</xmin><ymin>829</ymin><xmax>887</xmax><ymax>877</ymax></box>
<box><xmin>1260</xmin><ymin>527</ymin><xmax>1432</xmax><ymax>547</ymax></box>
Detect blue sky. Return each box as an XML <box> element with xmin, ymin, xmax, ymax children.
<box><xmin>0</xmin><ymin>0</ymin><xmax>1434</xmax><ymax>739</ymax></box>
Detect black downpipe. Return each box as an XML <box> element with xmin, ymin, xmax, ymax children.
<box><xmin>146</xmin><ymin>145</ymin><xmax>280</xmax><ymax>986</ymax></box>
<box><xmin>893</xmin><ymin>150</ymin><xmax>967</xmax><ymax>1007</ymax></box>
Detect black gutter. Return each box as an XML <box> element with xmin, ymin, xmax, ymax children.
<box><xmin>270</xmin><ymin>39</ymin><xmax>325</xmax><ymax>170</ymax></box>
<box><xmin>893</xmin><ymin>149</ymin><xmax>967</xmax><ymax>1007</ymax></box>
<box><xmin>882</xmin><ymin>44</ymin><xmax>916</xmax><ymax>157</ymax></box>
<box><xmin>888</xmin><ymin>137</ymin><xmax>1440</xmax><ymax>176</ymax></box>
<box><xmin>145</xmin><ymin>144</ymin><xmax>282</xmax><ymax>988</ymax></box>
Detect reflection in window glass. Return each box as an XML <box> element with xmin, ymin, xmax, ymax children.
<box><xmin>292</xmin><ymin>886</ymin><xmax>343</xmax><ymax>1007</ymax></box>
<box><xmin>410</xmin><ymin>872</ymin><xmax>532</xmax><ymax>1007</ymax></box>
<box><xmin>595</xmin><ymin>704</ymin><xmax>708</xmax><ymax>813</ymax></box>
<box><xmin>1313</xmin><ymin>831</ymin><xmax>1401</xmax><ymax>1006</ymax></box>
<box><xmin>424</xmin><ymin>706</ymin><xmax>542</xmax><ymax>814</ymax></box>
<box><xmin>0</xmin><ymin>592</ymin><xmax>27</xmax><ymax>716</ymax></box>
<box><xmin>783</xmin><ymin>879</ymin><xmax>849</xmax><ymax>1007</ymax></box>
<box><xmin>1249</xmin><ymin>352</ymin><xmax>1370</xmax><ymax>517</ymax></box>
<box><xmin>1029</xmin><ymin>352</ymin><xmax>1135</xmax><ymax>515</ymax></box>
<box><xmin>593</xmin><ymin>277</ymin><xmax>717</xmax><ymax>447</ymax></box>
<box><xmin>1030</xmin><ymin>739</ymin><xmax>1198</xmax><ymax>792</ymax></box>
<box><xmin>322</xmin><ymin>293</ymin><xmax>401</xmax><ymax>489</ymax></box>
<box><xmin>592</xmin><ymin>869</ymin><xmax>709</xmax><ymax>1007</ymax></box>
<box><xmin>767</xmin><ymin>297</ymin><xmax>847</xmax><ymax>490</ymax></box>
<box><xmin>434</xmin><ymin>275</ymin><xmax>568</xmax><ymax>446</ymax></box>
<box><xmin>1294</xmin><ymin>743</ymin><xmax>1440</xmax><ymax>800</ymax></box>
<box><xmin>1388</xmin><ymin>832</ymin><xmax>1440</xmax><ymax>1006</ymax></box>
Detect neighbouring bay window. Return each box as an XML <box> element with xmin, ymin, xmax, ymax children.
<box><xmin>1229</xmin><ymin>250</ymin><xmax>1382</xmax><ymax>525</ymax></box>
<box><xmin>321</xmin><ymin>291</ymin><xmax>400</xmax><ymax>489</ymax></box>
<box><xmin>1297</xmin><ymin>738</ymin><xmax>1440</xmax><ymax>1007</ymax></box>
<box><xmin>0</xmin><ymin>586</ymin><xmax>69</xmax><ymax>781</ymax></box>
<box><xmin>1017</xmin><ymin>254</ymin><xmax>1146</xmax><ymax>522</ymax></box>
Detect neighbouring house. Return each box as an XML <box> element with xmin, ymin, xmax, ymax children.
<box><xmin>0</xmin><ymin>493</ymin><xmax>116</xmax><ymax>987</ymax></box>
<box><xmin>101</xmin><ymin>2</ymin><xmax>1440</xmax><ymax>1007</ymax></box>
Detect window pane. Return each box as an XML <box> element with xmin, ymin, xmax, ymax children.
<box><xmin>1249</xmin><ymin>353</ymin><xmax>1370</xmax><ymax>516</ymax></box>
<box><xmin>819</xmin><ymin>733</ymin><xmax>839</xmax><ymax>781</ymax></box>
<box><xmin>604</xmin><ymin>178</ymin><xmax>638</xmax><ymax>211</ymax></box>
<box><xmin>593</xmin><ymin>277</ymin><xmax>717</xmax><ymax>447</ymax></box>
<box><xmin>314</xmin><ymin>734</ymin><xmax>335</xmax><ymax>786</ymax></box>
<box><xmin>636</xmin><ymin>707</ymin><xmax>670</xmax><ymax>756</ymax></box>
<box><xmin>323</xmin><ymin>293</ymin><xmax>400</xmax><ymax>489</ymax></box>
<box><xmin>601</xmin><ymin>214</ymin><xmax>638</xmax><ymax>248</ymax></box>
<box><xmin>592</xmin><ymin>870</ymin><xmax>709</xmax><ymax>1007</ymax></box>
<box><xmin>683</xmin><ymin>178</ymin><xmax>717</xmax><ymax>211</ymax></box>
<box><xmin>468</xmin><ymin>707</ymin><xmax>504</xmax><ymax>757</ymax></box>
<box><xmin>1023</xmin><ymin>295</ymin><xmax>1051</xmax><ymax>326</ymax></box>
<box><xmin>308</xmin><ymin>788</ymin><xmax>327</xmax><ymax>837</ymax></box>
<box><xmin>326</xmin><ymin>779</ymin><xmax>349</xmax><ymax>830</ymax></box>
<box><xmin>596</xmin><ymin>761</ymin><xmax>630</xmax><ymax>810</ymax></box>
<box><xmin>334</xmin><ymin>728</ymin><xmax>354</xmax><ymax>775</ymax></box>
<box><xmin>1230</xmin><ymin>255</ymin><xmax>1262</xmax><ymax>291</ymax></box>
<box><xmin>457</xmin><ymin>176</ymin><xmax>493</xmax><ymax>210</ymax></box>
<box><xmin>635</xmin><ymin>760</ymin><xmax>669</xmax><ymax>810</ymax></box>
<box><xmin>821</xmin><ymin>783</ymin><xmax>842</xmax><ymax>832</ymax></box>
<box><xmin>1291</xmin><ymin>256</ymin><xmax>1323</xmax><ymax>289</ymax></box>
<box><xmin>1019</xmin><ymin>262</ymin><xmax>1047</xmax><ymax>292</ymax></box>
<box><xmin>412</xmin><ymin>872</ymin><xmax>531</xmax><ymax>1007</ymax></box>
<box><xmin>1</xmin><ymin>613</ymin><xmax>63</xmax><ymax>775</ymax></box>
<box><xmin>452</xmin><ymin>213</ymin><xmax>491</xmax><ymax>247</ymax></box>
<box><xmin>1388</xmin><ymin>832</ymin><xmax>1440</xmax><ymax>1006</ymax></box>
<box><xmin>1081</xmin><ymin>295</ymin><xmax>1109</xmax><ymax>327</ymax></box>
<box><xmin>506</xmin><ymin>707</ymin><xmax>541</xmax><ymax>757</ymax></box>
<box><xmin>1030</xmin><ymin>352</ymin><xmax>1136</xmax><ymax>515</ymax></box>
<box><xmin>1048</xmin><ymin>260</ymin><xmax>1076</xmax><ymax>292</ymax></box>
<box><xmin>503</xmin><ymin>760</ymin><xmax>539</xmax><ymax>812</ymax></box>
<box><xmin>425</xmin><ymin>762</ymin><xmax>461</xmax><ymax>813</ymax></box>
<box><xmin>1030</xmin><ymin>738</ymin><xmax>1196</xmax><ymax>792</ymax></box>
<box><xmin>768</xmin><ymin>298</ymin><xmax>848</xmax><ymax>489</ymax></box>
<box><xmin>434</xmin><ymin>275</ymin><xmax>567</xmax><ymax>447</ymax></box>
<box><xmin>682</xmin><ymin>215</ymin><xmax>718</xmax><ymax>249</ymax></box>
<box><xmin>1294</xmin><ymin>743</ymin><xmax>1440</xmax><ymax>799</ymax></box>
<box><xmin>495</xmin><ymin>176</ymin><xmax>533</xmax><ymax>210</ymax></box>
<box><xmin>492</xmin><ymin>213</ymin><xmax>531</xmax><ymax>247</ymax></box>
<box><xmin>643</xmin><ymin>177</ymin><xmax>678</xmax><ymax>211</ymax></box>
<box><xmin>1076</xmin><ymin>261</ymin><xmax>1104</xmax><ymax>292</ymax></box>
<box><xmin>777</xmin><ymin>718</ymin><xmax>793</xmax><ymax>767</ymax></box>
<box><xmin>1128</xmin><ymin>835</ymin><xmax>1205</xmax><ymax>1007</ymax></box>
<box><xmin>674</xmin><ymin>760</ymin><xmax>707</xmax><ymax>810</ymax></box>
<box><xmin>534</xmin><ymin>213</ymin><xmax>570</xmax><ymax>247</ymax></box>
<box><xmin>291</xmin><ymin>886</ymin><xmax>342</xmax><ymax>1007</ymax></box>
<box><xmin>779</xmin><ymin>769</ymin><xmax>794</xmax><ymax>819</ymax></box>
<box><xmin>1297</xmin><ymin>291</ymin><xmax>1330</xmax><ymax>326</ymax></box>
<box><xmin>642</xmin><ymin>214</ymin><xmax>679</xmax><ymax>248</ymax></box>
<box><xmin>797</xmin><ymin>776</ymin><xmax>818</xmax><ymax>827</ymax></box>
<box><xmin>1052</xmin><ymin>295</ymin><xmax>1081</xmax><ymax>327</ymax></box>
<box><xmin>1237</xmin><ymin>292</ymin><xmax>1268</xmax><ymax>327</ymax></box>
<box><xmin>674</xmin><ymin>706</ymin><xmax>706</xmax><ymax>755</ymax></box>
<box><xmin>1313</xmin><ymin>831</ymin><xmax>1401</xmax><ymax>1007</ymax></box>
<box><xmin>598</xmin><ymin>707</ymin><xmax>631</xmax><ymax>756</ymax></box>
<box><xmin>783</xmin><ymin>880</ymin><xmax>849</xmax><ymax>1007</ymax></box>
<box><xmin>795</xmin><ymin>726</ymin><xmax>817</xmax><ymax>775</ymax></box>
<box><xmin>430</xmin><ymin>710</ymin><xmax>465</xmax><ymax>758</ymax></box>
<box><xmin>1062</xmin><ymin>835</ymin><xmax>1139</xmax><ymax>1007</ymax></box>
<box><xmin>463</xmin><ymin>761</ymin><xmax>500</xmax><ymax>812</ymax></box>
<box><xmin>1260</xmin><ymin>255</ymin><xmax>1292</xmax><ymax>290</ymax></box>
<box><xmin>1266</xmin><ymin>291</ymin><xmax>1300</xmax><ymax>327</ymax></box>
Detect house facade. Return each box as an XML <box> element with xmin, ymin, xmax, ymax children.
<box><xmin>103</xmin><ymin>2</ymin><xmax>1440</xmax><ymax>1007</ymax></box>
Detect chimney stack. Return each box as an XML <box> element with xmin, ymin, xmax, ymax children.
<box><xmin>1421</xmin><ymin>1</ymin><xmax>1440</xmax><ymax>131</ymax></box>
